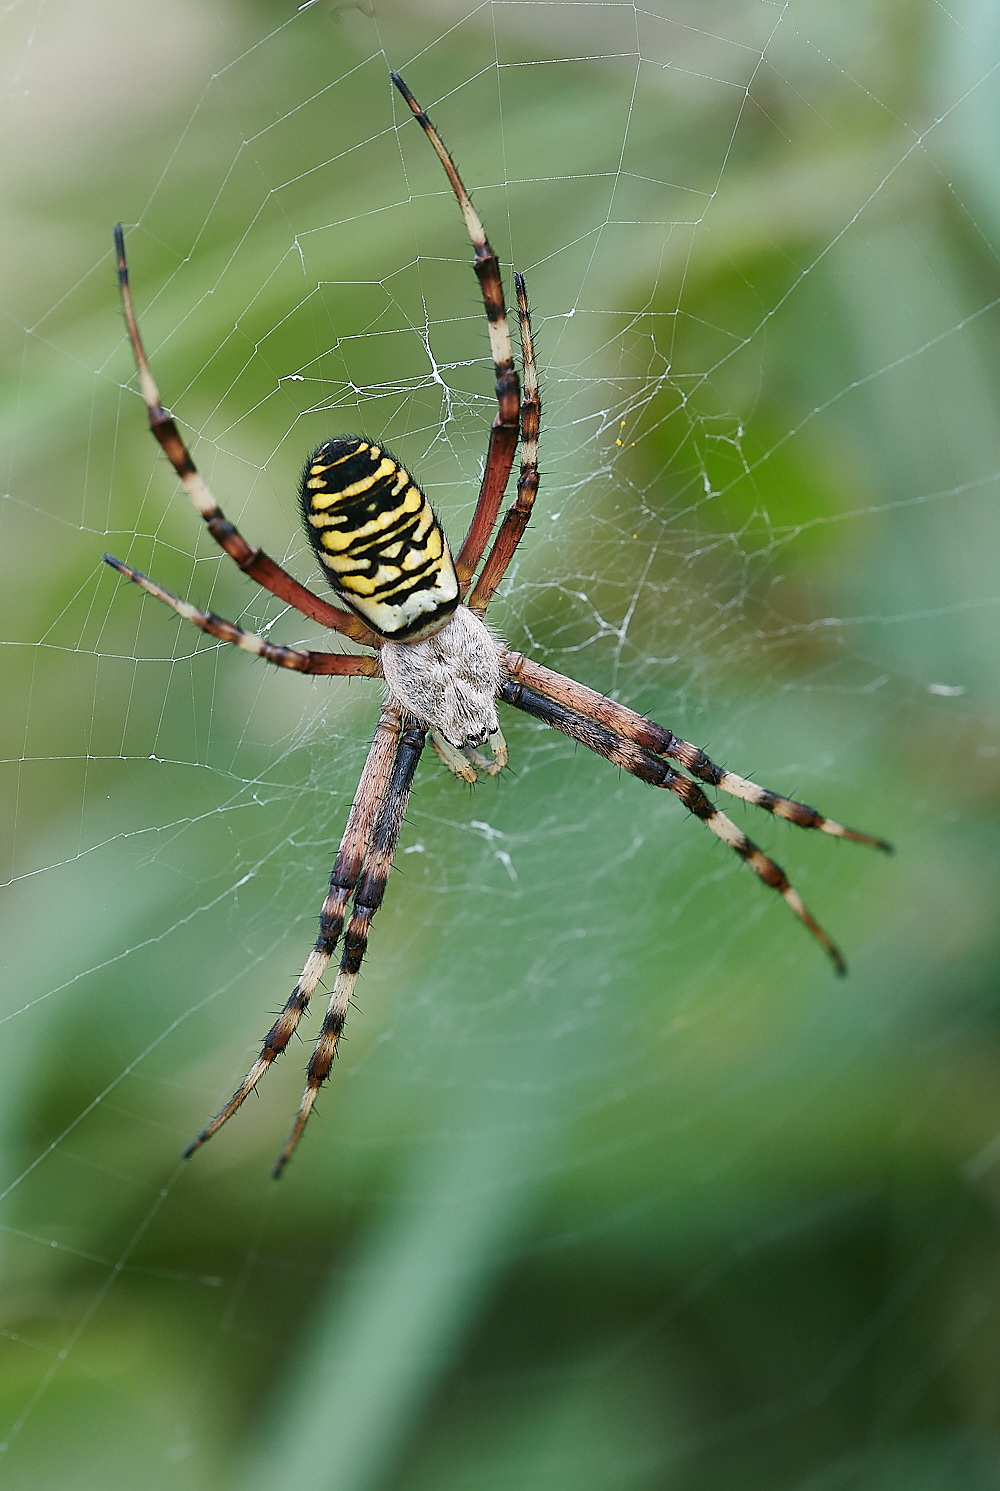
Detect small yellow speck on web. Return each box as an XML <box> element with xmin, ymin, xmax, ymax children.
<box><xmin>616</xmin><ymin>417</ymin><xmax>626</xmax><ymax>447</ymax></box>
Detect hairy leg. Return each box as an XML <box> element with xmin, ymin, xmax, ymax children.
<box><xmin>470</xmin><ymin>274</ymin><xmax>541</xmax><ymax>611</ymax></box>
<box><xmin>391</xmin><ymin>74</ymin><xmax>521</xmax><ymax>591</ymax></box>
<box><xmin>104</xmin><ymin>556</ymin><xmax>380</xmax><ymax>677</ymax></box>
<box><xmin>183</xmin><ymin>702</ymin><xmax>405</xmax><ymax>1157</ymax></box>
<box><xmin>502</xmin><ymin>651</ymin><xmax>890</xmax><ymax>852</ymax></box>
<box><xmin>501</xmin><ymin>676</ymin><xmax>851</xmax><ymax>973</ymax></box>
<box><xmin>272</xmin><ymin>716</ymin><xmax>427</xmax><ymax>1174</ymax></box>
<box><xmin>113</xmin><ymin>226</ymin><xmax>376</xmax><ymax>645</ymax></box>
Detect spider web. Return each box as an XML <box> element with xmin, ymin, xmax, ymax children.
<box><xmin>2</xmin><ymin>1</ymin><xmax>1000</xmax><ymax>1487</ymax></box>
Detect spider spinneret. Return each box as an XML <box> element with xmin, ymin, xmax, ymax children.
<box><xmin>104</xmin><ymin>69</ymin><xmax>890</xmax><ymax>1177</ymax></box>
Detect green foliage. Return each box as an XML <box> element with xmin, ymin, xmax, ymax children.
<box><xmin>2</xmin><ymin>3</ymin><xmax>1000</xmax><ymax>1488</ymax></box>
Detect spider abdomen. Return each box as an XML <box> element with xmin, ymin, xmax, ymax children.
<box><xmin>300</xmin><ymin>437</ymin><xmax>459</xmax><ymax>640</ymax></box>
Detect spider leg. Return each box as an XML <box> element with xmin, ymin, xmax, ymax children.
<box><xmin>501</xmin><ymin>677</ymin><xmax>850</xmax><ymax>974</ymax></box>
<box><xmin>470</xmin><ymin>274</ymin><xmax>541</xmax><ymax>611</ymax></box>
<box><xmin>502</xmin><ymin>652</ymin><xmax>891</xmax><ymax>853</ymax></box>
<box><xmin>272</xmin><ymin>715</ymin><xmax>427</xmax><ymax>1176</ymax></box>
<box><xmin>391</xmin><ymin>74</ymin><xmax>521</xmax><ymax>592</ymax></box>
<box><xmin>104</xmin><ymin>555</ymin><xmax>381</xmax><ymax>677</ymax></box>
<box><xmin>113</xmin><ymin>226</ymin><xmax>377</xmax><ymax>647</ymax></box>
<box><xmin>183</xmin><ymin>701</ymin><xmax>405</xmax><ymax>1158</ymax></box>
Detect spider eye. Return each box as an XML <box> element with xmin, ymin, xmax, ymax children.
<box><xmin>300</xmin><ymin>437</ymin><xmax>459</xmax><ymax>640</ymax></box>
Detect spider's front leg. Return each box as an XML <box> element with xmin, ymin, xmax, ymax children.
<box><xmin>503</xmin><ymin>652</ymin><xmax>891</xmax><ymax>853</ymax></box>
<box><xmin>183</xmin><ymin>700</ymin><xmax>405</xmax><ymax>1160</ymax></box>
<box><xmin>273</xmin><ymin>714</ymin><xmax>427</xmax><ymax>1175</ymax></box>
<box><xmin>501</xmin><ymin>676</ymin><xmax>866</xmax><ymax>974</ymax></box>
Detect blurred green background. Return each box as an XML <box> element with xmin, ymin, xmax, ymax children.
<box><xmin>2</xmin><ymin>1</ymin><xmax>1000</xmax><ymax>1487</ymax></box>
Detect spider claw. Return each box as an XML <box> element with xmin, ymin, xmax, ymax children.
<box><xmin>181</xmin><ymin>1085</ymin><xmax>253</xmax><ymax>1159</ymax></box>
<box><xmin>842</xmin><ymin>827</ymin><xmax>894</xmax><ymax>854</ymax></box>
<box><xmin>271</xmin><ymin>1086</ymin><xmax>319</xmax><ymax>1178</ymax></box>
<box><xmin>788</xmin><ymin>894</ymin><xmax>847</xmax><ymax>976</ymax></box>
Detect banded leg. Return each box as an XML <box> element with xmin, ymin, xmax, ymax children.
<box><xmin>470</xmin><ymin>274</ymin><xmax>541</xmax><ymax>610</ymax></box>
<box><xmin>104</xmin><ymin>555</ymin><xmax>381</xmax><ymax>678</ymax></box>
<box><xmin>391</xmin><ymin>74</ymin><xmax>521</xmax><ymax>591</ymax></box>
<box><xmin>114</xmin><ymin>226</ymin><xmax>376</xmax><ymax>647</ymax></box>
<box><xmin>501</xmin><ymin>678</ymin><xmax>850</xmax><ymax>974</ymax></box>
<box><xmin>502</xmin><ymin>651</ymin><xmax>891</xmax><ymax>853</ymax></box>
<box><xmin>273</xmin><ymin>716</ymin><xmax>427</xmax><ymax>1175</ymax></box>
<box><xmin>183</xmin><ymin>701</ymin><xmax>404</xmax><ymax>1158</ymax></box>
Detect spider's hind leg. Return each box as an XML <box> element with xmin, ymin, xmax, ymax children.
<box><xmin>470</xmin><ymin>273</ymin><xmax>541</xmax><ymax>611</ymax></box>
<box><xmin>391</xmin><ymin>73</ymin><xmax>521</xmax><ymax>592</ymax></box>
<box><xmin>111</xmin><ymin>226</ymin><xmax>375</xmax><ymax>646</ymax></box>
<box><xmin>104</xmin><ymin>555</ymin><xmax>381</xmax><ymax>678</ymax></box>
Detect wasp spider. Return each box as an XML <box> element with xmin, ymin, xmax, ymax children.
<box><xmin>105</xmin><ymin>72</ymin><xmax>891</xmax><ymax>1175</ymax></box>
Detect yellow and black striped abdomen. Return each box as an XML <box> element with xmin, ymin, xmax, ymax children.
<box><xmin>300</xmin><ymin>438</ymin><xmax>459</xmax><ymax>641</ymax></box>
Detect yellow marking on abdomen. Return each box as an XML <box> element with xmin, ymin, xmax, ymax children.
<box><xmin>299</xmin><ymin>436</ymin><xmax>460</xmax><ymax>639</ymax></box>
